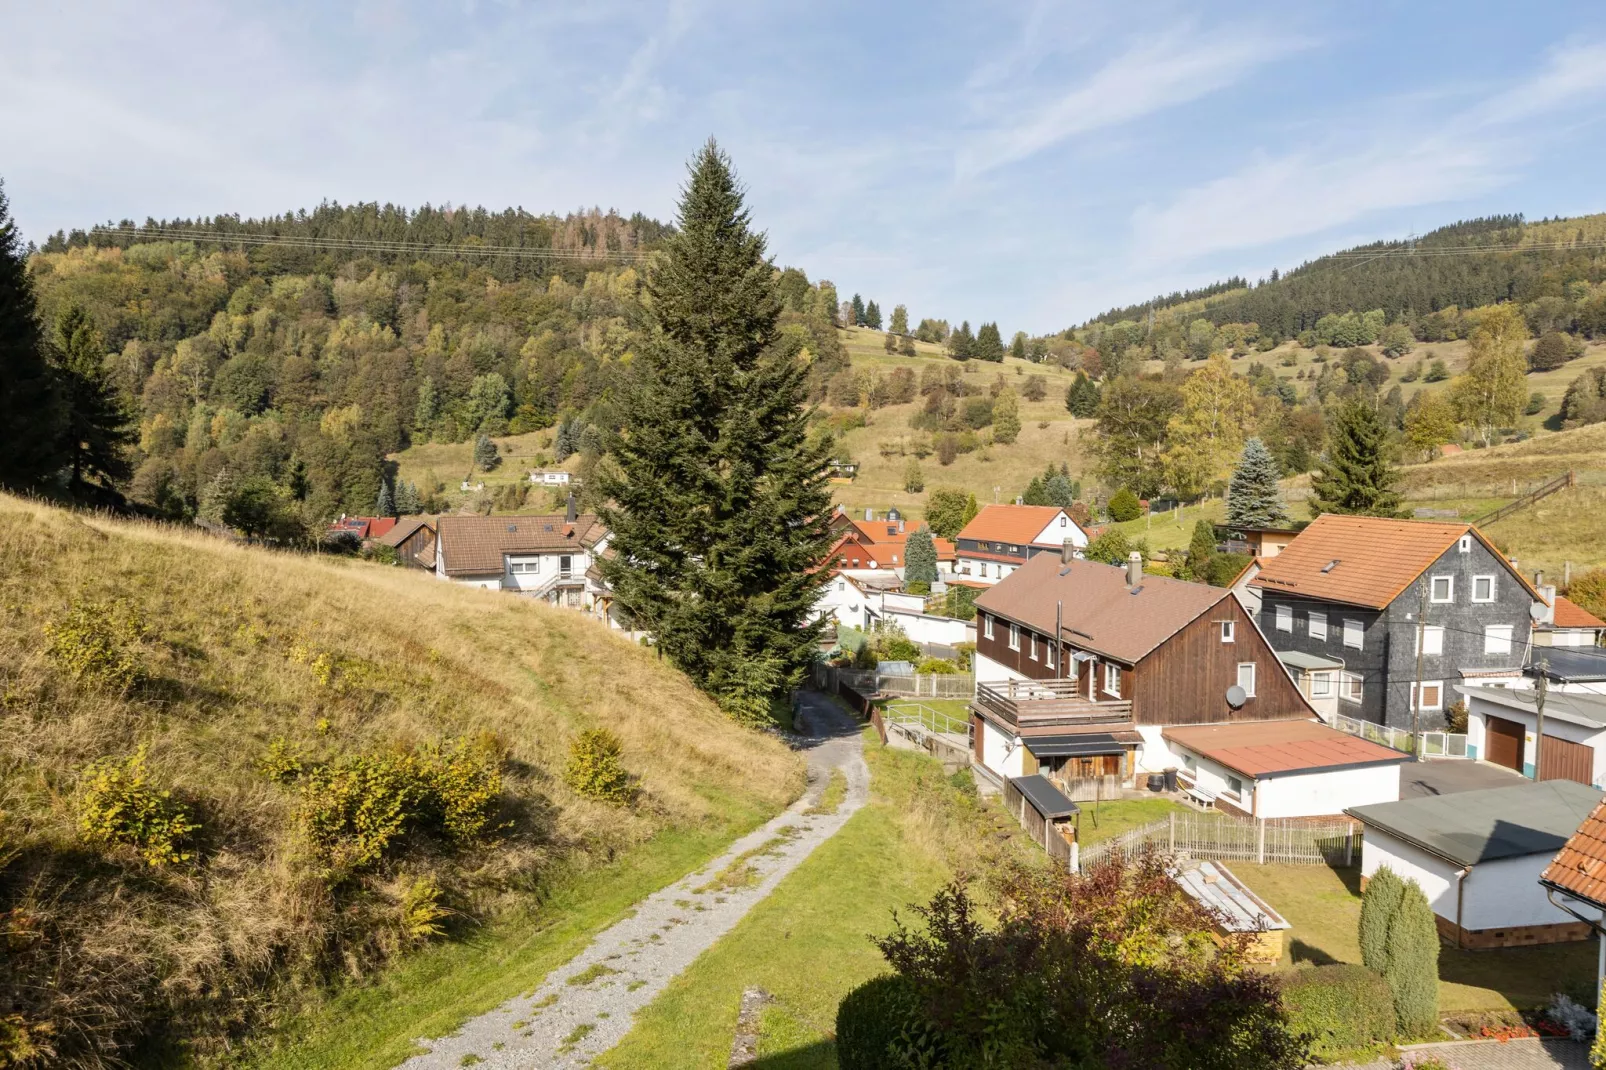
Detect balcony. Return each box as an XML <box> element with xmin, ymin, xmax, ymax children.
<box><xmin>973</xmin><ymin>678</ymin><xmax>1133</xmax><ymax>730</ymax></box>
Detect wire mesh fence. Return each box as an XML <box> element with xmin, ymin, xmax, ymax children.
<box><xmin>1077</xmin><ymin>810</ymin><xmax>1361</xmax><ymax>872</ymax></box>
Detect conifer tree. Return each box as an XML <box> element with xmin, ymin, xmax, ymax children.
<box><xmin>1065</xmin><ymin>373</ymin><xmax>1099</xmax><ymax>416</ymax></box>
<box><xmin>375</xmin><ymin>477</ymin><xmax>396</xmax><ymax>517</ymax></box>
<box><xmin>395</xmin><ymin>479</ymin><xmax>421</xmax><ymax>515</ymax></box>
<box><xmin>0</xmin><ymin>179</ymin><xmax>65</xmax><ymax>491</ymax></box>
<box><xmin>53</xmin><ymin>303</ymin><xmax>133</xmax><ymax>493</ymax></box>
<box><xmin>903</xmin><ymin>457</ymin><xmax>924</xmax><ymax>493</ymax></box>
<box><xmin>851</xmin><ymin>293</ymin><xmax>866</xmax><ymax>326</ymax></box>
<box><xmin>1309</xmin><ymin>398</ymin><xmax>1402</xmax><ymax>517</ymax></box>
<box><xmin>554</xmin><ymin>417</ymin><xmax>577</xmax><ymax>461</ymax></box>
<box><xmin>1384</xmin><ymin>882</ymin><xmax>1439</xmax><ymax>1037</ymax></box>
<box><xmin>975</xmin><ymin>322</ymin><xmax>1005</xmax><ymax>362</ymax></box>
<box><xmin>1226</xmin><ymin>437</ymin><xmax>1288</xmax><ymax>528</ymax></box>
<box><xmin>1185</xmin><ymin>519</ymin><xmax>1217</xmax><ymax>580</ymax></box>
<box><xmin>1045</xmin><ymin>472</ymin><xmax>1076</xmax><ymax>509</ymax></box>
<box><xmin>947</xmin><ymin>321</ymin><xmax>975</xmax><ymax>361</ymax></box>
<box><xmin>1358</xmin><ymin>866</ymin><xmax>1405</xmax><ymax>973</ymax></box>
<box><xmin>598</xmin><ymin>140</ymin><xmax>834</xmax><ymax>725</ymax></box>
<box><xmin>1010</xmin><ymin>331</ymin><xmax>1028</xmax><ymax>360</ymax></box>
<box><xmin>904</xmin><ymin>526</ymin><xmax>939</xmax><ymax>587</ymax></box>
<box><xmin>864</xmin><ymin>300</ymin><xmax>882</xmax><ymax>330</ymax></box>
<box><xmin>473</xmin><ymin>433</ymin><xmax>499</xmax><ymax>471</ymax></box>
<box><xmin>993</xmin><ymin>387</ymin><xmax>1021</xmax><ymax>443</ymax></box>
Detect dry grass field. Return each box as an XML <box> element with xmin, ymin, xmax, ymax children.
<box><xmin>0</xmin><ymin>495</ymin><xmax>800</xmax><ymax>1066</ymax></box>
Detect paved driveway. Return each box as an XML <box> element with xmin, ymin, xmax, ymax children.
<box><xmin>1402</xmin><ymin>757</ymin><xmax>1527</xmax><ymax>798</ymax></box>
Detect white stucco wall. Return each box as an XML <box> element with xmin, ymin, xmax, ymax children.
<box><xmin>1254</xmin><ymin>763</ymin><xmax>1400</xmax><ymax>818</ymax></box>
<box><xmin>978</xmin><ymin>717</ymin><xmax>1027</xmax><ymax>779</ymax></box>
<box><xmin>880</xmin><ymin>608</ymin><xmax>971</xmax><ymax>646</ymax></box>
<box><xmin>504</xmin><ymin>550</ymin><xmax>591</xmax><ymax>591</ymax></box>
<box><xmin>1465</xmin><ymin>695</ymin><xmax>1606</xmax><ymax>786</ymax></box>
<box><xmin>1362</xmin><ymin>827</ymin><xmax>1582</xmax><ymax>931</ymax></box>
<box><xmin>1172</xmin><ymin>748</ymin><xmax>1256</xmax><ymax>812</ymax></box>
<box><xmin>1360</xmin><ymin>830</ymin><xmax>1458</xmax><ymax>921</ymax></box>
<box><xmin>814</xmin><ymin>577</ymin><xmax>871</xmax><ymax>631</ymax></box>
<box><xmin>973</xmin><ymin>651</ymin><xmax>1026</xmax><ymax>684</ymax></box>
<box><xmin>1133</xmin><ymin>724</ymin><xmax>1172</xmax><ymax>774</ymax></box>
<box><xmin>1030</xmin><ymin>511</ymin><xmax>1089</xmax><ymax>549</ymax></box>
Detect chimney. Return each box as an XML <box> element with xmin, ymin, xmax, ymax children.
<box><xmin>1062</xmin><ymin>537</ymin><xmax>1075</xmax><ymax>565</ymax></box>
<box><xmin>1126</xmin><ymin>550</ymin><xmax>1142</xmax><ymax>587</ymax></box>
<box><xmin>1539</xmin><ymin>584</ymin><xmax>1557</xmax><ymax>624</ymax></box>
<box><xmin>565</xmin><ymin>491</ymin><xmax>578</xmax><ymax>524</ymax></box>
<box><xmin>1534</xmin><ymin>570</ymin><xmax>1544</xmax><ymax>587</ymax></box>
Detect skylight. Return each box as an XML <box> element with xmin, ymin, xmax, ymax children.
<box><xmin>1321</xmin><ymin>559</ymin><xmax>1340</xmax><ymax>573</ymax></box>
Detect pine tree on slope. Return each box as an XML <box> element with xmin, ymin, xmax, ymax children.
<box><xmin>375</xmin><ymin>477</ymin><xmax>396</xmax><ymax>517</ymax></box>
<box><xmin>1309</xmin><ymin>398</ymin><xmax>1402</xmax><ymax>518</ymax></box>
<box><xmin>599</xmin><ymin>140</ymin><xmax>834</xmax><ymax>725</ymax></box>
<box><xmin>904</xmin><ymin>526</ymin><xmax>939</xmax><ymax>587</ymax></box>
<box><xmin>53</xmin><ymin>302</ymin><xmax>133</xmax><ymax>493</ymax></box>
<box><xmin>1226</xmin><ymin>437</ymin><xmax>1288</xmax><ymax>528</ymax></box>
<box><xmin>0</xmin><ymin>179</ymin><xmax>66</xmax><ymax>490</ymax></box>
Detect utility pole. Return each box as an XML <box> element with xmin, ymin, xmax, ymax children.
<box><xmin>1413</xmin><ymin>582</ymin><xmax>1427</xmax><ymax>758</ymax></box>
<box><xmin>1534</xmin><ymin>657</ymin><xmax>1550</xmax><ymax>781</ymax></box>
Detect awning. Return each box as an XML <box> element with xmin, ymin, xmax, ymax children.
<box><xmin>1011</xmin><ymin>774</ymin><xmax>1080</xmax><ymax>819</ymax></box>
<box><xmin>1025</xmin><ymin>733</ymin><xmax>1130</xmax><ymax>758</ymax></box>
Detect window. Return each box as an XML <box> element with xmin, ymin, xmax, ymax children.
<box><xmin>1411</xmin><ymin>681</ymin><xmax>1444</xmax><ymax>711</ymax></box>
<box><xmin>1009</xmin><ymin>623</ymin><xmax>1020</xmax><ymax>651</ymax></box>
<box><xmin>1275</xmin><ymin>605</ymin><xmax>1292</xmax><ymax>632</ymax></box>
<box><xmin>836</xmin><ymin>580</ymin><xmax>844</xmax><ymax>591</ymax></box>
<box><xmin>1219</xmin><ymin>620</ymin><xmax>1236</xmax><ymax>643</ymax></box>
<box><xmin>508</xmin><ymin>556</ymin><xmax>541</xmax><ymax>575</ymax></box>
<box><xmin>1417</xmin><ymin>625</ymin><xmax>1444</xmax><ymax>656</ymax></box>
<box><xmin>1104</xmin><ymin>662</ymin><xmax>1121</xmax><ymax>697</ymax></box>
<box><xmin>983</xmin><ymin>614</ymin><xmax>994</xmax><ymax>640</ymax></box>
<box><xmin>1340</xmin><ymin>672</ymin><xmax>1364</xmax><ymax>703</ymax></box>
<box><xmin>1430</xmin><ymin>575</ymin><xmax>1454</xmax><ymax>603</ymax></box>
<box><xmin>1182</xmin><ymin>752</ymin><xmax>1196</xmax><ymax>771</ymax></box>
<box><xmin>1484</xmin><ymin>624</ymin><xmax>1513</xmax><ymax>655</ymax></box>
<box><xmin>1226</xmin><ymin>775</ymin><xmax>1244</xmax><ymax>798</ymax></box>
<box><xmin>1308</xmin><ymin>611</ymin><xmax>1327</xmax><ymax>641</ymax></box>
<box><xmin>1310</xmin><ymin>671</ymin><xmax>1333</xmax><ymax>697</ymax></box>
<box><xmin>1343</xmin><ymin>619</ymin><xmax>1363</xmax><ymax>650</ymax></box>
<box><xmin>1236</xmin><ymin>662</ymin><xmax>1257</xmax><ymax>697</ymax></box>
<box><xmin>1472</xmin><ymin>575</ymin><xmax>1496</xmax><ymax>603</ymax></box>
<box><xmin>1046</xmin><ymin>643</ymin><xmax>1056</xmax><ymax>670</ymax></box>
<box><xmin>1459</xmin><ymin>535</ymin><xmax>1472</xmax><ymax>553</ymax></box>
<box><xmin>1028</xmin><ymin>632</ymin><xmax>1038</xmax><ymax>660</ymax></box>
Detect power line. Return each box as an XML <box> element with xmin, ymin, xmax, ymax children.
<box><xmin>86</xmin><ymin>225</ymin><xmax>658</xmax><ymax>263</ymax></box>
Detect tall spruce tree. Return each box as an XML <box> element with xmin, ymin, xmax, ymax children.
<box><xmin>599</xmin><ymin>140</ymin><xmax>834</xmax><ymax>725</ymax></box>
<box><xmin>864</xmin><ymin>300</ymin><xmax>882</xmax><ymax>330</ymax></box>
<box><xmin>851</xmin><ymin>292</ymin><xmax>866</xmax><ymax>326</ymax></box>
<box><xmin>0</xmin><ymin>179</ymin><xmax>66</xmax><ymax>490</ymax></box>
<box><xmin>974</xmin><ymin>322</ymin><xmax>1005</xmax><ymax>362</ymax></box>
<box><xmin>53</xmin><ymin>302</ymin><xmax>132</xmax><ymax>493</ymax></box>
<box><xmin>904</xmin><ymin>526</ymin><xmax>939</xmax><ymax>587</ymax></box>
<box><xmin>1226</xmin><ymin>437</ymin><xmax>1288</xmax><ymax>528</ymax></box>
<box><xmin>375</xmin><ymin>476</ymin><xmax>396</xmax><ymax>517</ymax></box>
<box><xmin>1309</xmin><ymin>398</ymin><xmax>1403</xmax><ymax>517</ymax></box>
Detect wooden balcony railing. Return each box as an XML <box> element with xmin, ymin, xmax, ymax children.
<box><xmin>973</xmin><ymin>678</ymin><xmax>1133</xmax><ymax>729</ymax></box>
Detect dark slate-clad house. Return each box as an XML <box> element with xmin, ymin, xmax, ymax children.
<box><xmin>1250</xmin><ymin>516</ymin><xmax>1543</xmax><ymax>730</ymax></box>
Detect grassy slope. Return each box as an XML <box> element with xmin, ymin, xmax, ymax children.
<box><xmin>0</xmin><ymin>495</ymin><xmax>800</xmax><ymax>1065</ymax></box>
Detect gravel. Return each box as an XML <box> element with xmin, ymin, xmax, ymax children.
<box><xmin>398</xmin><ymin>693</ymin><xmax>868</xmax><ymax>1069</ymax></box>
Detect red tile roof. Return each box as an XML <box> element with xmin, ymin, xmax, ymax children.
<box><xmin>1554</xmin><ymin>595</ymin><xmax>1606</xmax><ymax>630</ymax></box>
<box><xmin>1163</xmin><ymin>720</ymin><xmax>1407</xmax><ymax>778</ymax></box>
<box><xmin>957</xmin><ymin>504</ymin><xmax>1074</xmax><ymax>547</ymax></box>
<box><xmin>1541</xmin><ymin>795</ymin><xmax>1606</xmax><ymax>907</ymax></box>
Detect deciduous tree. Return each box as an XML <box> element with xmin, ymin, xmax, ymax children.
<box><xmin>888</xmin><ymin>304</ymin><xmax>908</xmax><ymax>336</ymax></box>
<box><xmin>992</xmin><ymin>387</ymin><xmax>1020</xmax><ymax>443</ymax></box>
<box><xmin>1163</xmin><ymin>355</ymin><xmax>1254</xmax><ymax>500</ymax></box>
<box><xmin>924</xmin><ymin>487</ymin><xmax>977</xmax><ymax>539</ymax></box>
<box><xmin>1402</xmin><ymin>392</ymin><xmax>1458</xmax><ymax>461</ymax></box>
<box><xmin>1449</xmin><ymin>303</ymin><xmax>1527</xmax><ymax>446</ymax></box>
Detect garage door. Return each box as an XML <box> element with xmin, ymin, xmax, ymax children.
<box><xmin>1541</xmin><ymin>734</ymin><xmax>1593</xmax><ymax>785</ymax></box>
<box><xmin>1485</xmin><ymin>716</ymin><xmax>1524</xmax><ymax>772</ymax></box>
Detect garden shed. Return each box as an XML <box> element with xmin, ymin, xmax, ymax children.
<box><xmin>1172</xmin><ymin>860</ymin><xmax>1290</xmax><ymax>964</ymax></box>
<box><xmin>1348</xmin><ymin>780</ymin><xmax>1604</xmax><ymax>948</ymax></box>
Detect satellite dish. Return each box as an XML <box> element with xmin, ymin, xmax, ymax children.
<box><xmin>1225</xmin><ymin>685</ymin><xmax>1247</xmax><ymax>709</ymax></box>
<box><xmin>1530</xmin><ymin>601</ymin><xmax>1549</xmax><ymax>621</ymax></box>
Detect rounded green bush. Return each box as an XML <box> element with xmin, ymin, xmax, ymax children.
<box><xmin>835</xmin><ymin>974</ymin><xmax>926</xmax><ymax>1070</ymax></box>
<box><xmin>1279</xmin><ymin>964</ymin><xmax>1395</xmax><ymax>1061</ymax></box>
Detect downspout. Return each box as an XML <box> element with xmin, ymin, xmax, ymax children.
<box><xmin>1454</xmin><ymin>867</ymin><xmax>1470</xmax><ymax>950</ymax></box>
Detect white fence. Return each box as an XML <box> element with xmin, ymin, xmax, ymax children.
<box><xmin>1077</xmin><ymin>810</ymin><xmax>1361</xmax><ymax>872</ymax></box>
<box><xmin>816</xmin><ymin>665</ymin><xmax>975</xmax><ymax>699</ymax></box>
<box><xmin>1332</xmin><ymin>713</ymin><xmax>1468</xmax><ymax>758</ymax></box>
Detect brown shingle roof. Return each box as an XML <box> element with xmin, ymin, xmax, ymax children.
<box><xmin>1554</xmin><ymin>595</ymin><xmax>1606</xmax><ymax>630</ymax></box>
<box><xmin>1541</xmin><ymin>796</ymin><xmax>1606</xmax><ymax>907</ymax></box>
<box><xmin>1163</xmin><ymin>720</ymin><xmax>1407</xmax><ymax>779</ymax></box>
<box><xmin>377</xmin><ymin>516</ymin><xmax>436</xmax><ymax>548</ymax></box>
<box><xmin>436</xmin><ymin>513</ymin><xmax>605</xmax><ymax>576</ymax></box>
<box><xmin>957</xmin><ymin>504</ymin><xmax>1075</xmax><ymax>547</ymax></box>
<box><xmin>973</xmin><ymin>552</ymin><xmax>1229</xmax><ymax>665</ymax></box>
<box><xmin>1249</xmin><ymin>514</ymin><xmax>1530</xmax><ymax>609</ymax></box>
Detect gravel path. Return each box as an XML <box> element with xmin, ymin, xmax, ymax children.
<box><xmin>398</xmin><ymin>692</ymin><xmax>868</xmax><ymax>1069</ymax></box>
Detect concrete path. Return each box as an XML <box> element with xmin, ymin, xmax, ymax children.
<box><xmin>398</xmin><ymin>693</ymin><xmax>869</xmax><ymax>1069</ymax></box>
<box><xmin>1347</xmin><ymin>1037</ymin><xmax>1590</xmax><ymax>1069</ymax></box>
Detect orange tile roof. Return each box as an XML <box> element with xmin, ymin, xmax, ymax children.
<box><xmin>1541</xmin><ymin>795</ymin><xmax>1606</xmax><ymax>907</ymax></box>
<box><xmin>1163</xmin><ymin>720</ymin><xmax>1407</xmax><ymax>779</ymax></box>
<box><xmin>957</xmin><ymin>504</ymin><xmax>1073</xmax><ymax>546</ymax></box>
<box><xmin>1554</xmin><ymin>595</ymin><xmax>1606</xmax><ymax>630</ymax></box>
<box><xmin>1249</xmin><ymin>514</ymin><xmax>1532</xmax><ymax>609</ymax></box>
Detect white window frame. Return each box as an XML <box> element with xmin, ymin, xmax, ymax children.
<box><xmin>1417</xmin><ymin>625</ymin><xmax>1444</xmax><ymax>657</ymax></box>
<box><xmin>1343</xmin><ymin>619</ymin><xmax>1363</xmax><ymax>650</ymax></box>
<box><xmin>1219</xmin><ymin>620</ymin><xmax>1235</xmax><ymax>643</ymax></box>
<box><xmin>1458</xmin><ymin>535</ymin><xmax>1472</xmax><ymax>553</ymax></box>
<box><xmin>1226</xmin><ymin>775</ymin><xmax>1245</xmax><ymax>799</ymax></box>
<box><xmin>1484</xmin><ymin>624</ymin><xmax>1513</xmax><ymax>655</ymax></box>
<box><xmin>1028</xmin><ymin>632</ymin><xmax>1038</xmax><ymax>661</ymax></box>
<box><xmin>1009</xmin><ymin>622</ymin><xmax>1020</xmax><ymax>651</ymax></box>
<box><xmin>508</xmin><ymin>555</ymin><xmax>542</xmax><ymax>575</ymax></box>
<box><xmin>1045</xmin><ymin>643</ymin><xmax>1056</xmax><ymax>671</ymax></box>
<box><xmin>1275</xmin><ymin>605</ymin><xmax>1292</xmax><ymax>632</ymax></box>
<box><xmin>1411</xmin><ymin>681</ymin><xmax>1444</xmax><ymax>712</ymax></box>
<box><xmin>1104</xmin><ymin>662</ymin><xmax>1121</xmax><ymax>697</ymax></box>
<box><xmin>1309</xmin><ymin>671</ymin><xmax>1333</xmax><ymax>698</ymax></box>
<box><xmin>1340</xmin><ymin>672</ymin><xmax>1363</xmax><ymax>704</ymax></box>
<box><xmin>1308</xmin><ymin>611</ymin><xmax>1327</xmax><ymax>641</ymax></box>
<box><xmin>1236</xmin><ymin>662</ymin><xmax>1257</xmax><ymax>697</ymax></box>
<box><xmin>983</xmin><ymin>614</ymin><xmax>994</xmax><ymax>640</ymax></box>
<box><xmin>1430</xmin><ymin>575</ymin><xmax>1454</xmax><ymax>603</ymax></box>
<box><xmin>1471</xmin><ymin>575</ymin><xmax>1497</xmax><ymax>603</ymax></box>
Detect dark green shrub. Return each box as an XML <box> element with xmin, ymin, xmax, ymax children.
<box><xmin>1280</xmin><ymin>964</ymin><xmax>1395</xmax><ymax>1060</ymax></box>
<box><xmin>835</xmin><ymin>974</ymin><xmax>935</xmax><ymax>1070</ymax></box>
<box><xmin>564</xmin><ymin>729</ymin><xmax>632</xmax><ymax>804</ymax></box>
<box><xmin>1108</xmin><ymin>487</ymin><xmax>1142</xmax><ymax>522</ymax></box>
<box><xmin>1385</xmin><ymin>882</ymin><xmax>1440</xmax><ymax>1037</ymax></box>
<box><xmin>1358</xmin><ymin>866</ymin><xmax>1404</xmax><ymax>972</ymax></box>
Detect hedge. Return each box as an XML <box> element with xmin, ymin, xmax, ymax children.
<box><xmin>835</xmin><ymin>974</ymin><xmax>930</xmax><ymax>1070</ymax></box>
<box><xmin>1280</xmin><ymin>964</ymin><xmax>1395</xmax><ymax>1061</ymax></box>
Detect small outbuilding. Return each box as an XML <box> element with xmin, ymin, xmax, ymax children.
<box><xmin>1461</xmin><ymin>685</ymin><xmax>1606</xmax><ymax>785</ymax></box>
<box><xmin>1163</xmin><ymin>719</ymin><xmax>1407</xmax><ymax>819</ymax></box>
<box><xmin>1173</xmin><ymin>860</ymin><xmax>1290</xmax><ymax>964</ymax></box>
<box><xmin>1348</xmin><ymin>780</ymin><xmax>1605</xmax><ymax>948</ymax></box>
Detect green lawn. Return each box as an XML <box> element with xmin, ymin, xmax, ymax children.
<box><xmin>1074</xmin><ymin>797</ymin><xmax>1188</xmax><ymax>845</ymax></box>
<box><xmin>1239</xmin><ymin>864</ymin><xmax>1598</xmax><ymax>1013</ymax></box>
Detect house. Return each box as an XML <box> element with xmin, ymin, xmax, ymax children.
<box><xmin>1161</xmin><ymin>719</ymin><xmax>1406</xmax><ymax>819</ymax></box>
<box><xmin>1533</xmin><ymin>585</ymin><xmax>1606</xmax><ymax>648</ymax></box>
<box><xmin>1250</xmin><ymin>515</ymin><xmax>1544</xmax><ymax>731</ymax></box>
<box><xmin>432</xmin><ymin>509</ymin><xmax>609</xmax><ymax>613</ymax></box>
<box><xmin>824</xmin><ymin>509</ymin><xmax>956</xmax><ymax>576</ymax></box>
<box><xmin>528</xmin><ymin>469</ymin><xmax>572</xmax><ymax>486</ymax></box>
<box><xmin>968</xmin><ymin>546</ymin><xmax>1316</xmax><ymax>786</ymax></box>
<box><xmin>376</xmin><ymin>516</ymin><xmax>437</xmax><ymax>570</ymax></box>
<box><xmin>1276</xmin><ymin>650</ymin><xmax>1345</xmax><ymax>722</ymax></box>
<box><xmin>812</xmin><ymin>573</ymin><xmax>974</xmax><ymax>649</ymax></box>
<box><xmin>1537</xmin><ymin>796</ymin><xmax>1606</xmax><ymax>980</ymax></box>
<box><xmin>1349</xmin><ymin>780</ymin><xmax>1604</xmax><ymax>948</ymax></box>
<box><xmin>953</xmin><ymin>504</ymin><xmax>1089</xmax><ymax>585</ymax></box>
<box><xmin>1172</xmin><ymin>861</ymin><xmax>1291</xmax><ymax>964</ymax></box>
<box><xmin>1218</xmin><ymin>525</ymin><xmax>1300</xmax><ymax>560</ymax></box>
<box><xmin>328</xmin><ymin>515</ymin><xmax>398</xmax><ymax>542</ymax></box>
<box><xmin>1460</xmin><ymin>685</ymin><xmax>1606</xmax><ymax>786</ymax></box>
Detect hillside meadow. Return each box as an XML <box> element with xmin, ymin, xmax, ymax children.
<box><xmin>0</xmin><ymin>495</ymin><xmax>801</xmax><ymax>1067</ymax></box>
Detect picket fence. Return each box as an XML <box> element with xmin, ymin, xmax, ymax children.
<box><xmin>1076</xmin><ymin>810</ymin><xmax>1361</xmax><ymax>872</ymax></box>
<box><xmin>1332</xmin><ymin>713</ymin><xmax>1468</xmax><ymax>759</ymax></box>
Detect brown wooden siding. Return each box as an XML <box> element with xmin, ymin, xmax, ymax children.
<box><xmin>1128</xmin><ymin>595</ymin><xmax>1310</xmax><ymax>725</ymax></box>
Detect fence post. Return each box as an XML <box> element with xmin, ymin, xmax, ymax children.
<box><xmin>1070</xmin><ymin>839</ymin><xmax>1079</xmax><ymax>875</ymax></box>
<box><xmin>1345</xmin><ymin>825</ymin><xmax>1354</xmax><ymax>868</ymax></box>
<box><xmin>1168</xmin><ymin>811</ymin><xmax>1175</xmax><ymax>854</ymax></box>
<box><xmin>1256</xmin><ymin>820</ymin><xmax>1265</xmax><ymax>865</ymax></box>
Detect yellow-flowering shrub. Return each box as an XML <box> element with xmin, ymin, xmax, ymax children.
<box><xmin>78</xmin><ymin>748</ymin><xmax>199</xmax><ymax>867</ymax></box>
<box><xmin>43</xmin><ymin>601</ymin><xmax>146</xmax><ymax>691</ymax></box>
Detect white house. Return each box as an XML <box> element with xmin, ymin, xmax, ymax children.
<box><xmin>953</xmin><ymin>505</ymin><xmax>1088</xmax><ymax>585</ymax></box>
<box><xmin>1348</xmin><ymin>780</ymin><xmax>1604</xmax><ymax>948</ymax></box>
<box><xmin>528</xmin><ymin>469</ymin><xmax>573</xmax><ymax>486</ymax></box>
<box><xmin>1460</xmin><ymin>684</ymin><xmax>1606</xmax><ymax>786</ymax></box>
<box><xmin>813</xmin><ymin>575</ymin><xmax>974</xmax><ymax>649</ymax></box>
<box><xmin>815</xmin><ymin>573</ymin><xmax>875</xmax><ymax>633</ymax></box>
<box><xmin>1162</xmin><ymin>719</ymin><xmax>1405</xmax><ymax>819</ymax></box>
<box><xmin>1276</xmin><ymin>650</ymin><xmax>1345</xmax><ymax>723</ymax></box>
<box><xmin>433</xmin><ymin>511</ymin><xmax>610</xmax><ymax>615</ymax></box>
<box><xmin>1532</xmin><ymin>583</ymin><xmax>1606</xmax><ymax>648</ymax></box>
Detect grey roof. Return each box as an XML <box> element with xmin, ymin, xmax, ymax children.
<box><xmin>1531</xmin><ymin>648</ymin><xmax>1606</xmax><ymax>683</ymax></box>
<box><xmin>1173</xmin><ymin>861</ymin><xmax>1290</xmax><ymax>933</ymax></box>
<box><xmin>1011</xmin><ymin>774</ymin><xmax>1080</xmax><ymax>819</ymax></box>
<box><xmin>1346</xmin><ymin>780</ymin><xmax>1603</xmax><ymax>867</ymax></box>
<box><xmin>1455</xmin><ymin>685</ymin><xmax>1606</xmax><ymax>730</ymax></box>
<box><xmin>1025</xmin><ymin>733</ymin><xmax>1128</xmax><ymax>758</ymax></box>
<box><xmin>1276</xmin><ymin>649</ymin><xmax>1346</xmax><ymax>671</ymax></box>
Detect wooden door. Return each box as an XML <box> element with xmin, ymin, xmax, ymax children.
<box><xmin>1485</xmin><ymin>716</ymin><xmax>1524</xmax><ymax>772</ymax></box>
<box><xmin>1540</xmin><ymin>734</ymin><xmax>1593</xmax><ymax>785</ymax></box>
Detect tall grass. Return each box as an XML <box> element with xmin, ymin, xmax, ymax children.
<box><xmin>0</xmin><ymin>494</ymin><xmax>801</xmax><ymax>1067</ymax></box>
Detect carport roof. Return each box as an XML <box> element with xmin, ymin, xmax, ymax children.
<box><xmin>1011</xmin><ymin>775</ymin><xmax>1080</xmax><ymax>819</ymax></box>
<box><xmin>1025</xmin><ymin>733</ymin><xmax>1129</xmax><ymax>758</ymax></box>
<box><xmin>1347</xmin><ymin>780</ymin><xmax>1604</xmax><ymax>867</ymax></box>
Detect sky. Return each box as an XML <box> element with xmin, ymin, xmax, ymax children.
<box><xmin>4</xmin><ymin>1</ymin><xmax>1605</xmax><ymax>333</ymax></box>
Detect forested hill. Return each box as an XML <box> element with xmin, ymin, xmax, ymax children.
<box><xmin>1081</xmin><ymin>212</ymin><xmax>1606</xmax><ymax>339</ymax></box>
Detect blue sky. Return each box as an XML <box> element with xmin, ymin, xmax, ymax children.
<box><xmin>4</xmin><ymin>1</ymin><xmax>1604</xmax><ymax>333</ymax></box>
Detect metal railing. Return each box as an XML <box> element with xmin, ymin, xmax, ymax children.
<box><xmin>974</xmin><ymin>678</ymin><xmax>1133</xmax><ymax>728</ymax></box>
<box><xmin>816</xmin><ymin>665</ymin><xmax>975</xmax><ymax>699</ymax></box>
<box><xmin>1332</xmin><ymin>713</ymin><xmax>1468</xmax><ymax>758</ymax></box>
